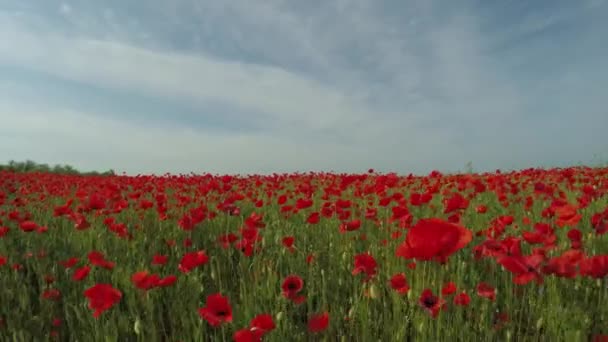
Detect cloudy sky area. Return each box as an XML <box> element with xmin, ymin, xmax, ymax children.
<box><xmin>0</xmin><ymin>0</ymin><xmax>607</xmax><ymax>175</ymax></box>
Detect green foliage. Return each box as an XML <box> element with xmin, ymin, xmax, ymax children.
<box><xmin>0</xmin><ymin>160</ymin><xmax>115</xmax><ymax>176</ymax></box>
<box><xmin>464</xmin><ymin>161</ymin><xmax>474</xmax><ymax>174</ymax></box>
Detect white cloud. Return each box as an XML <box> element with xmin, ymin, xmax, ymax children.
<box><xmin>0</xmin><ymin>100</ymin><xmax>392</xmax><ymax>174</ymax></box>
<box><xmin>0</xmin><ymin>14</ymin><xmax>378</xmax><ymax>134</ymax></box>
<box><xmin>59</xmin><ymin>3</ymin><xmax>71</xmax><ymax>15</ymax></box>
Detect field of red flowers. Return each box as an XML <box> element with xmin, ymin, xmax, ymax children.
<box><xmin>0</xmin><ymin>167</ymin><xmax>607</xmax><ymax>341</ymax></box>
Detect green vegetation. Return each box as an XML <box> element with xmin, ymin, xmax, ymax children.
<box><xmin>0</xmin><ymin>160</ymin><xmax>115</xmax><ymax>176</ymax></box>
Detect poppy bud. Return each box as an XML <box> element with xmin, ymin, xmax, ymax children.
<box><xmin>535</xmin><ymin>317</ymin><xmax>543</xmax><ymax>330</ymax></box>
<box><xmin>369</xmin><ymin>284</ymin><xmax>379</xmax><ymax>299</ymax></box>
<box><xmin>347</xmin><ymin>307</ymin><xmax>356</xmax><ymax>319</ymax></box>
<box><xmin>134</xmin><ymin>318</ymin><xmax>143</xmax><ymax>335</ymax></box>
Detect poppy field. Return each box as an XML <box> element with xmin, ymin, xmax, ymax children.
<box><xmin>0</xmin><ymin>167</ymin><xmax>607</xmax><ymax>341</ymax></box>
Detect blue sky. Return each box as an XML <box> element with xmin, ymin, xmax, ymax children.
<box><xmin>0</xmin><ymin>0</ymin><xmax>607</xmax><ymax>175</ymax></box>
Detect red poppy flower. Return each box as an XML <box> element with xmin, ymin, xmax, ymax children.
<box><xmin>282</xmin><ymin>236</ymin><xmax>295</xmax><ymax>253</ymax></box>
<box><xmin>476</xmin><ymin>282</ymin><xmax>496</xmax><ymax>301</ymax></box>
<box><xmin>579</xmin><ymin>255</ymin><xmax>608</xmax><ymax>278</ymax></box>
<box><xmin>441</xmin><ymin>282</ymin><xmax>457</xmax><ymax>296</ymax></box>
<box><xmin>71</xmin><ymin>213</ymin><xmax>90</xmax><ymax>230</ymax></box>
<box><xmin>443</xmin><ymin>193</ymin><xmax>469</xmax><ymax>213</ymax></box>
<box><xmin>498</xmin><ymin>254</ymin><xmax>544</xmax><ymax>285</ymax></box>
<box><xmin>84</xmin><ymin>283</ymin><xmax>122</xmax><ymax>318</ymax></box>
<box><xmin>352</xmin><ymin>253</ymin><xmax>377</xmax><ymax>282</ymax></box>
<box><xmin>198</xmin><ymin>293</ymin><xmax>233</xmax><ymax>327</ymax></box>
<box><xmin>396</xmin><ymin>218</ymin><xmax>472</xmax><ymax>264</ymax></box>
<box><xmin>218</xmin><ymin>233</ymin><xmax>239</xmax><ymax>249</ymax></box>
<box><xmin>52</xmin><ymin>317</ymin><xmax>62</xmax><ymax>327</ymax></box>
<box><xmin>306</xmin><ymin>212</ymin><xmax>320</xmax><ymax>224</ymax></box>
<box><xmin>493</xmin><ymin>312</ymin><xmax>510</xmax><ymax>330</ymax></box>
<box><xmin>592</xmin><ymin>335</ymin><xmax>608</xmax><ymax>342</ymax></box>
<box><xmin>249</xmin><ymin>313</ymin><xmax>275</xmax><ymax>334</ymax></box>
<box><xmin>389</xmin><ymin>273</ymin><xmax>410</xmax><ymax>294</ymax></box>
<box><xmin>72</xmin><ymin>265</ymin><xmax>91</xmax><ymax>281</ymax></box>
<box><xmin>296</xmin><ymin>198</ymin><xmax>313</xmax><ymax>210</ymax></box>
<box><xmin>339</xmin><ymin>219</ymin><xmax>361</xmax><ymax>233</ymax></box>
<box><xmin>476</xmin><ymin>205</ymin><xmax>487</xmax><ymax>214</ymax></box>
<box><xmin>87</xmin><ymin>193</ymin><xmax>106</xmax><ymax>210</ymax></box>
<box><xmin>233</xmin><ymin>329</ymin><xmax>262</xmax><ymax>342</ymax></box>
<box><xmin>88</xmin><ymin>251</ymin><xmax>115</xmax><ymax>270</ymax></box>
<box><xmin>131</xmin><ymin>271</ymin><xmax>161</xmax><ymax>290</ymax></box>
<box><xmin>542</xmin><ymin>251</ymin><xmax>581</xmax><ymax>279</ymax></box>
<box><xmin>453</xmin><ymin>291</ymin><xmax>471</xmax><ymax>306</ymax></box>
<box><xmin>566</xmin><ymin>229</ymin><xmax>582</xmax><ymax>249</ymax></box>
<box><xmin>245</xmin><ymin>212</ymin><xmax>265</xmax><ymax>229</ymax></box>
<box><xmin>42</xmin><ymin>289</ymin><xmax>61</xmax><ymax>301</ymax></box>
<box><xmin>418</xmin><ymin>289</ymin><xmax>445</xmax><ymax>318</ymax></box>
<box><xmin>281</xmin><ymin>275</ymin><xmax>306</xmax><ymax>304</ymax></box>
<box><xmin>234</xmin><ymin>313</ymin><xmax>276</xmax><ymax>341</ymax></box>
<box><xmin>553</xmin><ymin>204</ymin><xmax>582</xmax><ymax>227</ymax></box>
<box><xmin>152</xmin><ymin>275</ymin><xmax>175</xmax><ymax>287</ymax></box>
<box><xmin>591</xmin><ymin>210</ymin><xmax>608</xmax><ymax>235</ymax></box>
<box><xmin>151</xmin><ymin>254</ymin><xmax>168</xmax><ymax>266</ymax></box>
<box><xmin>178</xmin><ymin>250</ymin><xmax>209</xmax><ymax>273</ymax></box>
<box><xmin>308</xmin><ymin>312</ymin><xmax>329</xmax><ymax>333</ymax></box>
<box><xmin>59</xmin><ymin>257</ymin><xmax>79</xmax><ymax>269</ymax></box>
<box><xmin>19</xmin><ymin>220</ymin><xmax>38</xmax><ymax>232</ymax></box>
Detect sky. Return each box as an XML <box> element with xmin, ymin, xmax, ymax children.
<box><xmin>0</xmin><ymin>0</ymin><xmax>607</xmax><ymax>175</ymax></box>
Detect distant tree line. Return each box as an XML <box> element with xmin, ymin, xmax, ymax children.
<box><xmin>0</xmin><ymin>160</ymin><xmax>115</xmax><ymax>176</ymax></box>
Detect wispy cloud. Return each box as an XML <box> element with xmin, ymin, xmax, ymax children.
<box><xmin>0</xmin><ymin>0</ymin><xmax>607</xmax><ymax>174</ymax></box>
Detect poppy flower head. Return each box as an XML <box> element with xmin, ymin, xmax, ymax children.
<box><xmin>453</xmin><ymin>291</ymin><xmax>471</xmax><ymax>306</ymax></box>
<box><xmin>389</xmin><ymin>273</ymin><xmax>410</xmax><ymax>294</ymax></box>
<box><xmin>131</xmin><ymin>271</ymin><xmax>161</xmax><ymax>290</ymax></box>
<box><xmin>151</xmin><ymin>254</ymin><xmax>168</xmax><ymax>266</ymax></box>
<box><xmin>249</xmin><ymin>313</ymin><xmax>275</xmax><ymax>334</ymax></box>
<box><xmin>87</xmin><ymin>251</ymin><xmax>115</xmax><ymax>270</ymax></box>
<box><xmin>396</xmin><ymin>218</ymin><xmax>472</xmax><ymax>264</ymax></box>
<box><xmin>281</xmin><ymin>275</ymin><xmax>306</xmax><ymax>304</ymax></box>
<box><xmin>282</xmin><ymin>236</ymin><xmax>295</xmax><ymax>252</ymax></box>
<box><xmin>308</xmin><ymin>312</ymin><xmax>329</xmax><ymax>333</ymax></box>
<box><xmin>178</xmin><ymin>250</ymin><xmax>209</xmax><ymax>273</ymax></box>
<box><xmin>352</xmin><ymin>253</ymin><xmax>378</xmax><ymax>282</ymax></box>
<box><xmin>83</xmin><ymin>283</ymin><xmax>122</xmax><ymax>318</ymax></box>
<box><xmin>476</xmin><ymin>282</ymin><xmax>496</xmax><ymax>301</ymax></box>
<box><xmin>498</xmin><ymin>254</ymin><xmax>544</xmax><ymax>285</ymax></box>
<box><xmin>72</xmin><ymin>265</ymin><xmax>91</xmax><ymax>281</ymax></box>
<box><xmin>441</xmin><ymin>282</ymin><xmax>457</xmax><ymax>296</ymax></box>
<box><xmin>307</xmin><ymin>212</ymin><xmax>321</xmax><ymax>224</ymax></box>
<box><xmin>418</xmin><ymin>289</ymin><xmax>445</xmax><ymax>318</ymax></box>
<box><xmin>233</xmin><ymin>329</ymin><xmax>262</xmax><ymax>342</ymax></box>
<box><xmin>198</xmin><ymin>293</ymin><xmax>233</xmax><ymax>327</ymax></box>
<box><xmin>20</xmin><ymin>220</ymin><xmax>39</xmax><ymax>232</ymax></box>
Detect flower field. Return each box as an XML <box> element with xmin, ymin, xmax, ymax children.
<box><xmin>0</xmin><ymin>167</ymin><xmax>607</xmax><ymax>341</ymax></box>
